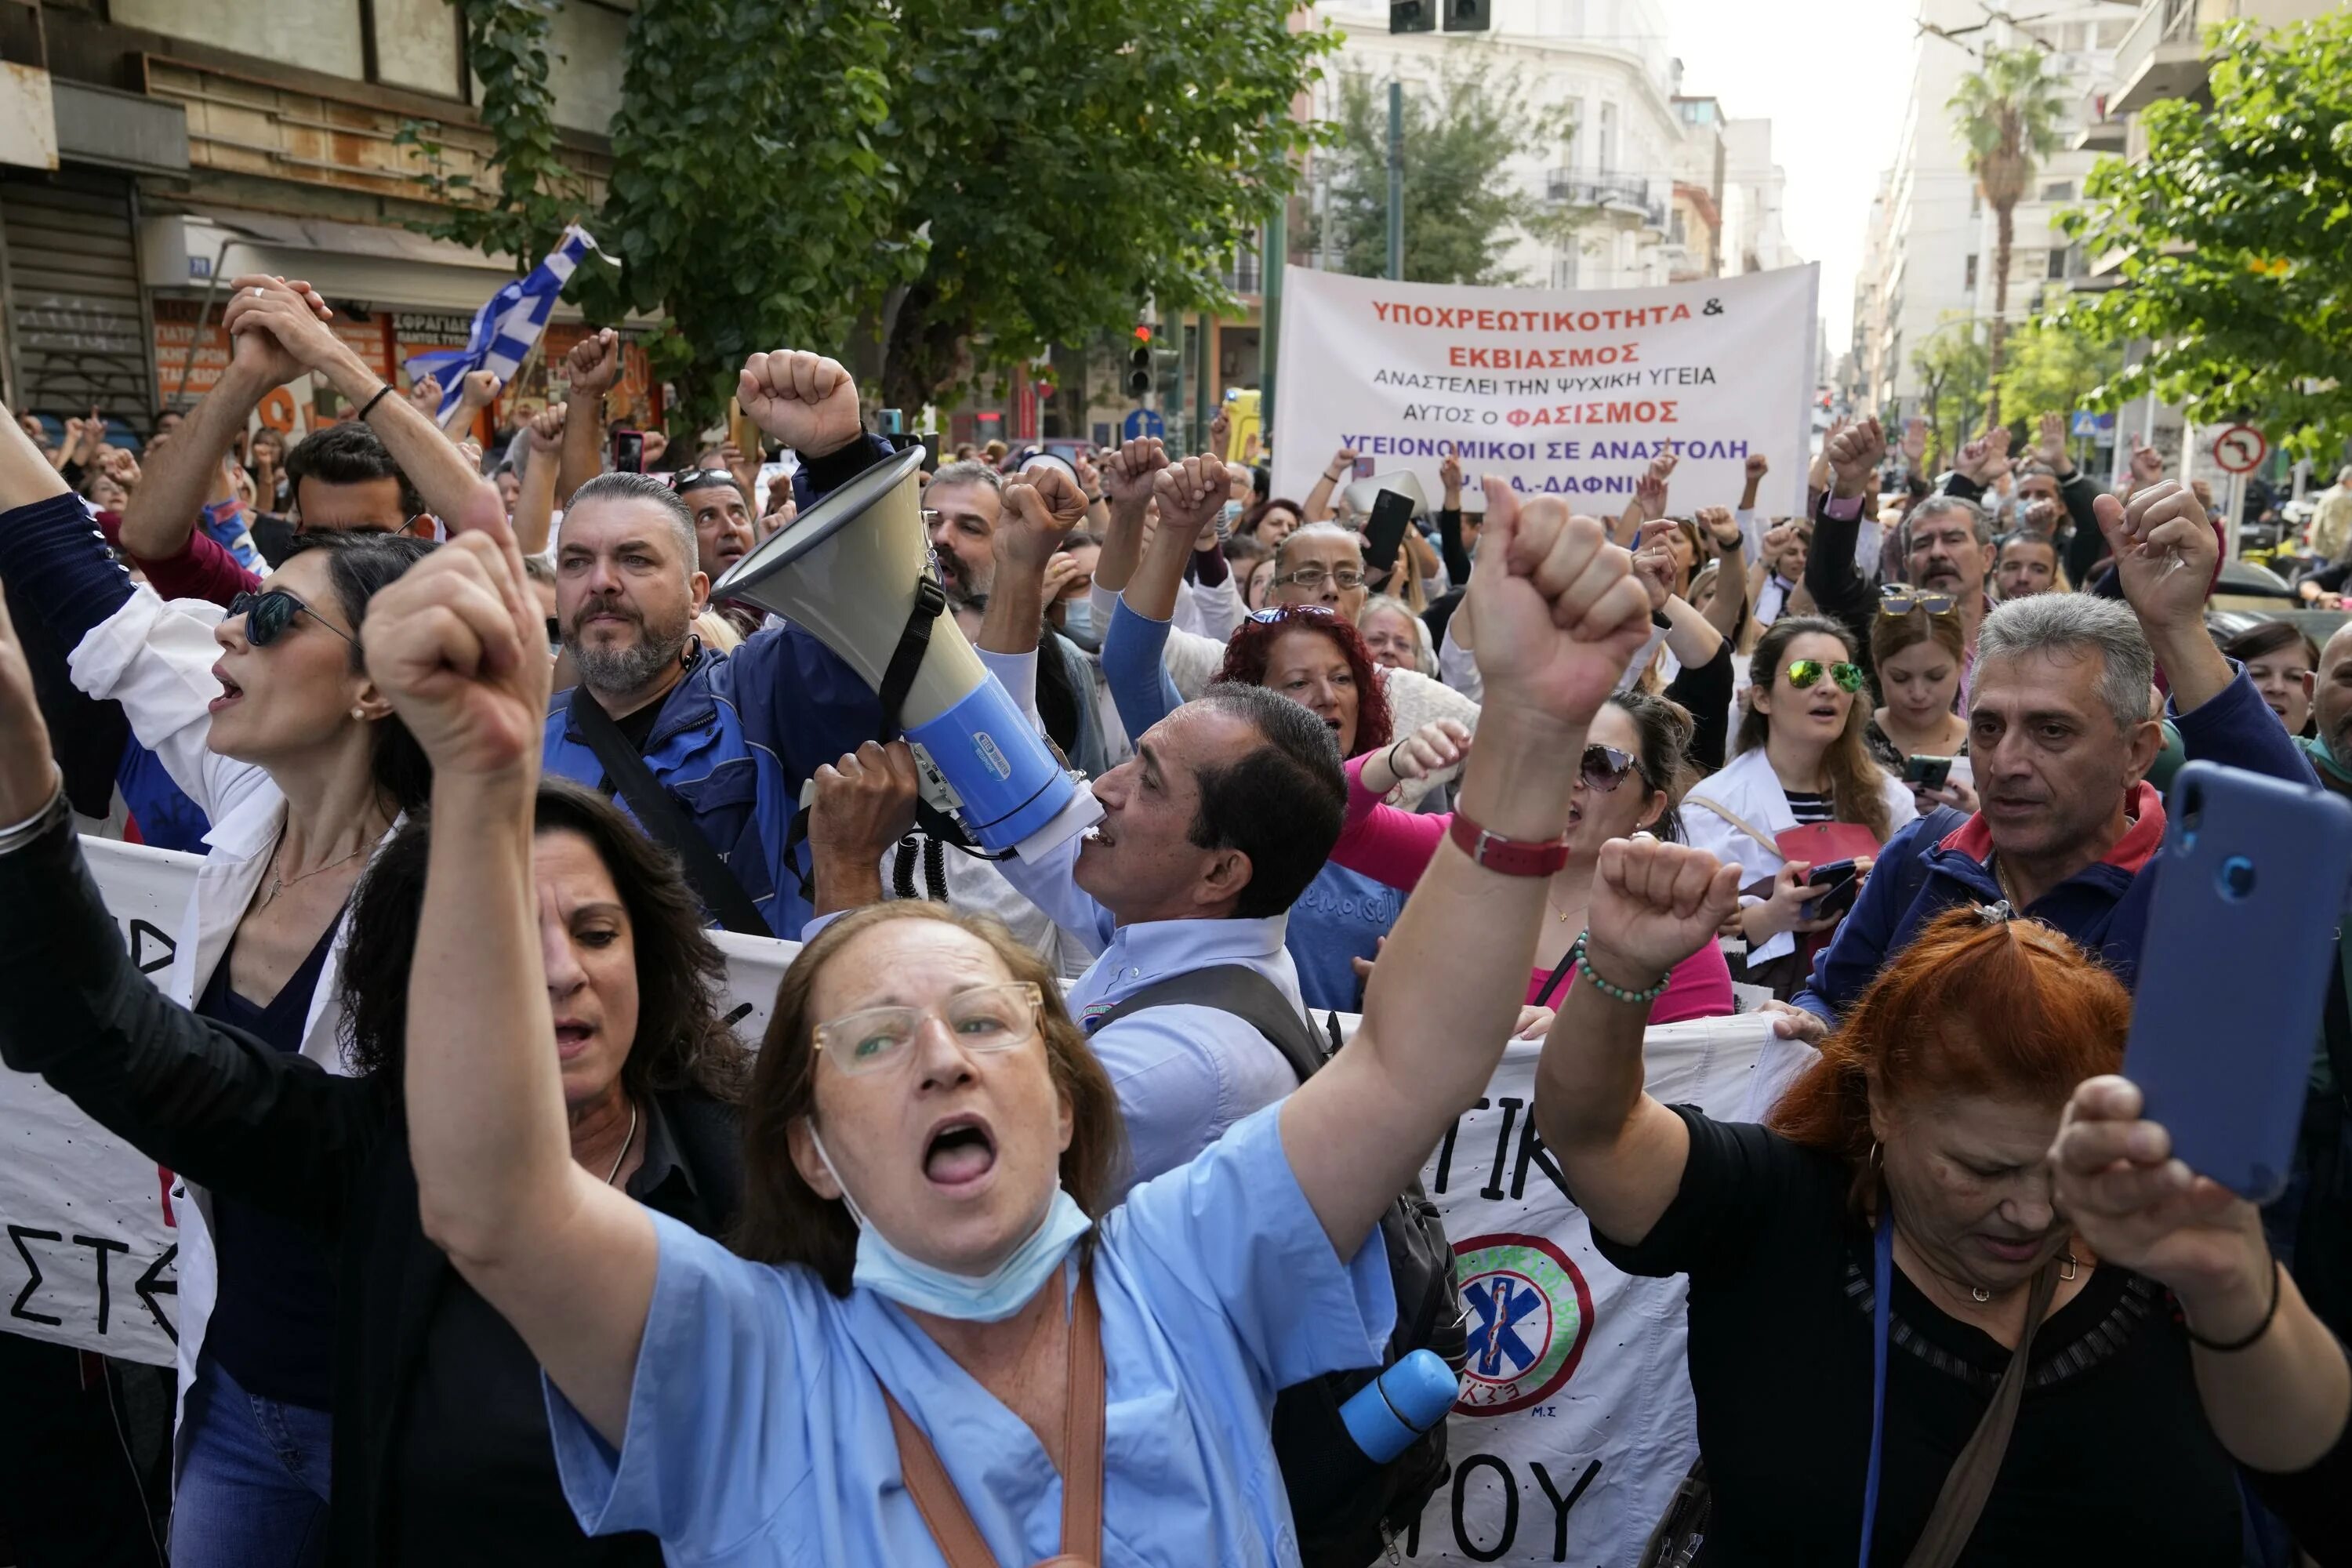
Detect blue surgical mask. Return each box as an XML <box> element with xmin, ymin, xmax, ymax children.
<box><xmin>1219</xmin><ymin>499</ymin><xmax>1243</xmax><ymax>527</ymax></box>
<box><xmin>1060</xmin><ymin>597</ymin><xmax>1101</xmax><ymax>652</ymax></box>
<box><xmin>808</xmin><ymin>1126</ymin><xmax>1091</xmax><ymax>1322</ymax></box>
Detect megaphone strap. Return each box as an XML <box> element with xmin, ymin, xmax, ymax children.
<box><xmin>876</xmin><ymin>572</ymin><xmax>948</xmax><ymax>743</ymax></box>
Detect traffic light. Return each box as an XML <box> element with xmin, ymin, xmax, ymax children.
<box><xmin>1127</xmin><ymin>325</ymin><xmax>1154</xmax><ymax>398</ymax></box>
<box><xmin>1389</xmin><ymin>1</ymin><xmax>1433</xmax><ymax>34</ymax></box>
<box><xmin>1443</xmin><ymin>0</ymin><xmax>1490</xmax><ymax>31</ymax></box>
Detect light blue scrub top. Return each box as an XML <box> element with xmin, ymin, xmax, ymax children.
<box><xmin>544</xmin><ymin>1102</ymin><xmax>1397</xmax><ymax>1566</ymax></box>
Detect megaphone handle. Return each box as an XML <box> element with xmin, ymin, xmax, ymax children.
<box><xmin>876</xmin><ymin>573</ymin><xmax>948</xmax><ymax>742</ymax></box>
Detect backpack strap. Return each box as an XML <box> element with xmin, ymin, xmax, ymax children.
<box><xmin>1089</xmin><ymin>964</ymin><xmax>1327</xmax><ymax>1085</ymax></box>
<box><xmin>567</xmin><ymin>685</ymin><xmax>774</xmax><ymax>937</ymax></box>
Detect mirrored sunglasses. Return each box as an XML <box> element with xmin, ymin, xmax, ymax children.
<box><xmin>1579</xmin><ymin>743</ymin><xmax>1639</xmax><ymax>792</ymax></box>
<box><xmin>1785</xmin><ymin>659</ymin><xmax>1866</xmax><ymax>693</ymax></box>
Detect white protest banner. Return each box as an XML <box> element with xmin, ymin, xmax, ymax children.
<box><xmin>0</xmin><ymin>837</ymin><xmax>203</xmax><ymax>1365</ymax></box>
<box><xmin>0</xmin><ymin>837</ymin><xmax>803</xmax><ymax>1367</ymax></box>
<box><xmin>1271</xmin><ymin>264</ymin><xmax>1819</xmax><ymax>518</ymax></box>
<box><xmin>1399</xmin><ymin>1014</ymin><xmax>1814</xmax><ymax>1566</ymax></box>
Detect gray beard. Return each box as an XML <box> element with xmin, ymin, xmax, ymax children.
<box><xmin>571</xmin><ymin>625</ymin><xmax>689</xmax><ymax>696</ymax></box>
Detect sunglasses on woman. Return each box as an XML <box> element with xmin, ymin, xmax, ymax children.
<box><xmin>1579</xmin><ymin>743</ymin><xmax>1639</xmax><ymax>792</ymax></box>
<box><xmin>1784</xmin><ymin>659</ymin><xmax>1866</xmax><ymax>693</ymax></box>
<box><xmin>1878</xmin><ymin>585</ymin><xmax>1957</xmax><ymax>616</ymax></box>
<box><xmin>226</xmin><ymin>589</ymin><xmax>354</xmax><ymax>649</ymax></box>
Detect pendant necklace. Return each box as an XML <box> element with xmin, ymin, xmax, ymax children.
<box><xmin>259</xmin><ymin>837</ymin><xmax>368</xmax><ymax>908</ymax></box>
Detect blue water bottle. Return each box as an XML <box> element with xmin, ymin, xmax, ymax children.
<box><xmin>1337</xmin><ymin>1349</ymin><xmax>1460</xmax><ymax>1463</ymax></box>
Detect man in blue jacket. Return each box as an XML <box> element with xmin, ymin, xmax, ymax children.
<box><xmin>540</xmin><ymin>350</ymin><xmax>889</xmax><ymax>936</ymax></box>
<box><xmin>1777</xmin><ymin>475</ymin><xmax>2319</xmax><ymax>1039</ymax></box>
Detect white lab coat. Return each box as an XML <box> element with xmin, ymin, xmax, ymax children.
<box><xmin>66</xmin><ymin>586</ymin><xmax>387</xmax><ymax>1473</ymax></box>
<box><xmin>1682</xmin><ymin>745</ymin><xmax>1916</xmax><ymax>966</ymax></box>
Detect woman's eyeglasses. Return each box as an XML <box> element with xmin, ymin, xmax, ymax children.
<box><xmin>1878</xmin><ymin>585</ymin><xmax>1957</xmax><ymax>616</ymax></box>
<box><xmin>1784</xmin><ymin>659</ymin><xmax>1866</xmax><ymax>693</ymax></box>
<box><xmin>1247</xmin><ymin>603</ymin><xmax>1338</xmax><ymax>625</ymax></box>
<box><xmin>1579</xmin><ymin>743</ymin><xmax>1639</xmax><ymax>792</ymax></box>
<box><xmin>1274</xmin><ymin>566</ymin><xmax>1367</xmax><ymax>592</ymax></box>
<box><xmin>226</xmin><ymin>590</ymin><xmax>353</xmax><ymax>649</ymax></box>
<box><xmin>812</xmin><ymin>982</ymin><xmax>1044</xmax><ymax>1077</ymax></box>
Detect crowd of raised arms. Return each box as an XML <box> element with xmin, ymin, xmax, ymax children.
<box><xmin>2</xmin><ymin>272</ymin><xmax>2351</xmax><ymax>1568</ymax></box>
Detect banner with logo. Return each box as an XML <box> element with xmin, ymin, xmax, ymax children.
<box><xmin>1270</xmin><ymin>264</ymin><xmax>1819</xmax><ymax>520</ymax></box>
<box><xmin>1398</xmin><ymin>1015</ymin><xmax>1813</xmax><ymax>1565</ymax></box>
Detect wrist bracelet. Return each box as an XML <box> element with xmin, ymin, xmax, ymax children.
<box><xmin>1381</xmin><ymin>739</ymin><xmax>1408</xmax><ymax>792</ymax></box>
<box><xmin>358</xmin><ymin>383</ymin><xmax>395</xmax><ymax>422</ymax></box>
<box><xmin>2183</xmin><ymin>1259</ymin><xmax>2282</xmax><ymax>1352</ymax></box>
<box><xmin>1570</xmin><ymin>933</ymin><xmax>1673</xmax><ymax>1006</ymax></box>
<box><xmin>1447</xmin><ymin>810</ymin><xmax>1570</xmax><ymax>877</ymax></box>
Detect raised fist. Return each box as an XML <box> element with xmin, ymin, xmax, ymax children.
<box><xmin>564</xmin><ymin>329</ymin><xmax>622</xmax><ymax>398</ymax></box>
<box><xmin>737</xmin><ymin>350</ymin><xmax>863</xmax><ymax>459</ymax></box>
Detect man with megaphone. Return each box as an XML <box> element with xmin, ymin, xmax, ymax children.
<box><xmin>538</xmin><ymin>350</ymin><xmax>907</xmax><ymax>938</ymax></box>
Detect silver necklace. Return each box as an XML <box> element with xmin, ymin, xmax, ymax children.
<box><xmin>603</xmin><ymin>1102</ymin><xmax>639</xmax><ymax>1187</ymax></box>
<box><xmin>258</xmin><ymin>840</ymin><xmax>368</xmax><ymax>907</ymax></box>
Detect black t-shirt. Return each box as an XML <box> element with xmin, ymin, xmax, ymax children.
<box><xmin>607</xmin><ymin>691</ymin><xmax>666</xmax><ymax>757</ymax></box>
<box><xmin>1590</xmin><ymin>1105</ymin><xmax>2242</xmax><ymax>1565</ymax></box>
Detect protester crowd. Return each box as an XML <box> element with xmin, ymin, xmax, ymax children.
<box><xmin>0</xmin><ymin>267</ymin><xmax>2347</xmax><ymax>1568</ymax></box>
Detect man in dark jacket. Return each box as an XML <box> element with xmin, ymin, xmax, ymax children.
<box><xmin>1776</xmin><ymin>476</ymin><xmax>2320</xmax><ymax>1040</ymax></box>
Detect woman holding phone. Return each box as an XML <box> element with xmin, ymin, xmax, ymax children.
<box><xmin>1867</xmin><ymin>596</ymin><xmax>1978</xmax><ymax>814</ymax></box>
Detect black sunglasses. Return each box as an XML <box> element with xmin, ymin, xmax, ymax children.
<box><xmin>226</xmin><ymin>589</ymin><xmax>352</xmax><ymax>649</ymax></box>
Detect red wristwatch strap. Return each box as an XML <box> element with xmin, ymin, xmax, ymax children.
<box><xmin>1448</xmin><ymin>811</ymin><xmax>1570</xmax><ymax>877</ymax></box>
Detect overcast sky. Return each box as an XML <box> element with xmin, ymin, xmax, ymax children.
<box><xmin>1662</xmin><ymin>0</ymin><xmax>1919</xmax><ymax>347</ymax></box>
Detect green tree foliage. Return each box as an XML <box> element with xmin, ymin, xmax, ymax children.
<box><xmin>416</xmin><ymin>0</ymin><xmax>1329</xmax><ymax>426</ymax></box>
<box><xmin>2054</xmin><ymin>13</ymin><xmax>2352</xmax><ymax>462</ymax></box>
<box><xmin>872</xmin><ymin>0</ymin><xmax>1333</xmax><ymax>414</ymax></box>
<box><xmin>1992</xmin><ymin>319</ymin><xmax>2122</xmax><ymax>437</ymax></box>
<box><xmin>1947</xmin><ymin>45</ymin><xmax>2064</xmax><ymax>423</ymax></box>
<box><xmin>1911</xmin><ymin>317</ymin><xmax>1991</xmax><ymax>472</ymax></box>
<box><xmin>1308</xmin><ymin>56</ymin><xmax>1566</xmax><ymax>288</ymax></box>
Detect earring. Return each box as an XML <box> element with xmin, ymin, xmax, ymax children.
<box><xmin>350</xmin><ymin>706</ymin><xmax>368</xmax><ymax>720</ymax></box>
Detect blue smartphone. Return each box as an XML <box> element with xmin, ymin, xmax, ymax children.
<box><xmin>2122</xmin><ymin>761</ymin><xmax>2352</xmax><ymax>1202</ymax></box>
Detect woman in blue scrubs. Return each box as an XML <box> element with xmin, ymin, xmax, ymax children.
<box><xmin>366</xmin><ymin>421</ymin><xmax>1657</xmax><ymax>1565</ymax></box>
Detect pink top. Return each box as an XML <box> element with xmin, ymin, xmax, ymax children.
<box><xmin>1333</xmin><ymin>755</ymin><xmax>1739</xmax><ymax>1021</ymax></box>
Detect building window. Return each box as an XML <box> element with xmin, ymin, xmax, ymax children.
<box><xmin>1552</xmin><ymin>249</ymin><xmax>1580</xmax><ymax>290</ymax></box>
<box><xmin>2041</xmin><ymin>179</ymin><xmax>2075</xmax><ymax>201</ymax></box>
<box><xmin>2047</xmin><ymin>245</ymin><xmax>2071</xmax><ymax>280</ymax></box>
<box><xmin>1564</xmin><ymin>98</ymin><xmax>1584</xmax><ymax>165</ymax></box>
<box><xmin>1669</xmin><ymin>209</ymin><xmax>1686</xmax><ymax>246</ymax></box>
<box><xmin>1598</xmin><ymin>103</ymin><xmax>1618</xmax><ymax>175</ymax></box>
<box><xmin>1969</xmin><ymin>188</ymin><xmax>1982</xmax><ymax>218</ymax></box>
<box><xmin>1964</xmin><ymin>253</ymin><xmax>1978</xmax><ymax>289</ymax></box>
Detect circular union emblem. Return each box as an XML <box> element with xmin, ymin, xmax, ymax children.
<box><xmin>1452</xmin><ymin>1231</ymin><xmax>1593</xmax><ymax>1416</ymax></box>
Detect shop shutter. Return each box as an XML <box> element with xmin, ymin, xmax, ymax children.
<box><xmin>1</xmin><ymin>172</ymin><xmax>152</xmax><ymax>421</ymax></box>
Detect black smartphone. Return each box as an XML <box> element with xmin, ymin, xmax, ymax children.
<box><xmin>611</xmin><ymin>428</ymin><xmax>644</xmax><ymax>474</ymax></box>
<box><xmin>1904</xmin><ymin>755</ymin><xmax>1954</xmax><ymax>790</ymax></box>
<box><xmin>1365</xmin><ymin>489</ymin><xmax>1414</xmax><ymax>575</ymax></box>
<box><xmin>1801</xmin><ymin>858</ymin><xmax>1861</xmax><ymax>921</ymax></box>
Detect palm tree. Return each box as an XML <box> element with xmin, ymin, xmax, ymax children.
<box><xmin>1948</xmin><ymin>45</ymin><xmax>2065</xmax><ymax>425</ymax></box>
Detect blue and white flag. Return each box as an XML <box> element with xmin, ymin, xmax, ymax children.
<box><xmin>404</xmin><ymin>223</ymin><xmax>604</xmax><ymax>425</ymax></box>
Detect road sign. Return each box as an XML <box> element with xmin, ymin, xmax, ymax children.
<box><xmin>2212</xmin><ymin>424</ymin><xmax>2267</xmax><ymax>474</ymax></box>
<box><xmin>1122</xmin><ymin>408</ymin><xmax>1165</xmax><ymax>441</ymax></box>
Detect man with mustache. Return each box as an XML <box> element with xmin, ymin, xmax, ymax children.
<box><xmin>1773</xmin><ymin>478</ymin><xmax>2317</xmax><ymax>1044</ymax></box>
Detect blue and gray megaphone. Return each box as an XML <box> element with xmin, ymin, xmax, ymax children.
<box><xmin>711</xmin><ymin>445</ymin><xmax>1102</xmax><ymax>860</ymax></box>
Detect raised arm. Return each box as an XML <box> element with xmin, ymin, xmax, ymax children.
<box><xmin>445</xmin><ymin>370</ymin><xmax>502</xmax><ymax>438</ymax></box>
<box><xmin>1125</xmin><ymin>454</ymin><xmax>1223</xmax><ymax>623</ymax></box>
<box><xmin>512</xmin><ymin>403</ymin><xmax>565</xmax><ymax>557</ymax></box>
<box><xmin>1302</xmin><ymin>444</ymin><xmax>1353</xmax><ymax>524</ymax></box>
<box><xmin>2053</xmin><ymin>1075</ymin><xmax>2350</xmax><ymax>1475</ymax></box>
<box><xmin>366</xmin><ymin>495</ymin><xmax>652</xmax><ymax>1446</ymax></box>
<box><xmin>556</xmin><ymin>330</ymin><xmax>621</xmax><ymax>507</ymax></box>
<box><xmin>1693</xmin><ymin>508</ymin><xmax>1747</xmax><ymax>642</ymax></box>
<box><xmin>1531</xmin><ymin>836</ymin><xmax>1741</xmax><ymax>1244</ymax></box>
<box><xmin>1281</xmin><ymin>480</ymin><xmax>1655</xmax><ymax>1257</ymax></box>
<box><xmin>2095</xmin><ymin>480</ymin><xmax>2235</xmax><ymax>714</ymax></box>
<box><xmin>1634</xmin><ymin>521</ymin><xmax>1722</xmax><ymax>671</ymax></box>
<box><xmin>979</xmin><ymin>465</ymin><xmax>1087</xmax><ymax>659</ymax></box>
<box><xmin>121</xmin><ymin>275</ymin><xmax>310</xmax><ymax>561</ymax></box>
<box><xmin>1808</xmin><ymin>417</ymin><xmax>1885</xmax><ymax>666</ymax></box>
<box><xmin>1091</xmin><ymin>436</ymin><xmax>1163</xmax><ymax>599</ymax></box>
<box><xmin>224</xmin><ymin>279</ymin><xmax>505</xmax><ymax>535</ymax></box>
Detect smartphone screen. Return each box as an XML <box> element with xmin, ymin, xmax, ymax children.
<box><xmin>1904</xmin><ymin>755</ymin><xmax>1953</xmax><ymax>789</ymax></box>
<box><xmin>1365</xmin><ymin>491</ymin><xmax>1414</xmax><ymax>573</ymax></box>
<box><xmin>611</xmin><ymin>429</ymin><xmax>644</xmax><ymax>474</ymax></box>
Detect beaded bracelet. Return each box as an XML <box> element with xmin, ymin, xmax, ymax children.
<box><xmin>1570</xmin><ymin>934</ymin><xmax>1673</xmax><ymax>1006</ymax></box>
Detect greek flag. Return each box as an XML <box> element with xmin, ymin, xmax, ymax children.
<box><xmin>404</xmin><ymin>223</ymin><xmax>603</xmax><ymax>424</ymax></box>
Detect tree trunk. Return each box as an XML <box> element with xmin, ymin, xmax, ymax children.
<box><xmin>1985</xmin><ymin>200</ymin><xmax>2015</xmax><ymax>428</ymax></box>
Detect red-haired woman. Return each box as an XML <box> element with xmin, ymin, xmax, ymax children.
<box><xmin>1534</xmin><ymin>840</ymin><xmax>2246</xmax><ymax>1564</ymax></box>
<box><xmin>1196</xmin><ymin>604</ymin><xmax>1403</xmax><ymax>1011</ymax></box>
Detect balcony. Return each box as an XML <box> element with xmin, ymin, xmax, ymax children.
<box><xmin>2108</xmin><ymin>0</ymin><xmax>2223</xmax><ymax>118</ymax></box>
<box><xmin>2071</xmin><ymin>85</ymin><xmax>2127</xmax><ymax>152</ymax></box>
<box><xmin>1544</xmin><ymin>171</ymin><xmax>1667</xmax><ymax>233</ymax></box>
